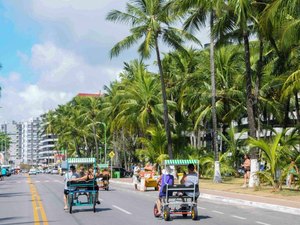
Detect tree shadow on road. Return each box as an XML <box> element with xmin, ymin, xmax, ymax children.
<box><xmin>0</xmin><ymin>216</ymin><xmax>37</xmax><ymax>225</ymax></box>
<box><xmin>0</xmin><ymin>192</ymin><xmax>30</xmax><ymax>198</ymax></box>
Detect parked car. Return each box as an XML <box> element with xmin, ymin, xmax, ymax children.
<box><xmin>112</xmin><ymin>167</ymin><xmax>133</xmax><ymax>178</ymax></box>
<box><xmin>51</xmin><ymin>168</ymin><xmax>59</xmax><ymax>174</ymax></box>
<box><xmin>29</xmin><ymin>168</ymin><xmax>37</xmax><ymax>175</ymax></box>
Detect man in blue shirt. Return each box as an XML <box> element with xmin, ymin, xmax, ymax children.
<box><xmin>155</xmin><ymin>166</ymin><xmax>174</xmax><ymax>216</ymax></box>
<box><xmin>1</xmin><ymin>167</ymin><xmax>7</xmax><ymax>176</ymax></box>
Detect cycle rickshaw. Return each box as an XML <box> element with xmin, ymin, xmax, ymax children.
<box><xmin>154</xmin><ymin>159</ymin><xmax>199</xmax><ymax>221</ymax></box>
<box><xmin>66</xmin><ymin>157</ymin><xmax>99</xmax><ymax>213</ymax></box>
<box><xmin>98</xmin><ymin>163</ymin><xmax>110</xmax><ymax>191</ymax></box>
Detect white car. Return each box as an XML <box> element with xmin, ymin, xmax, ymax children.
<box><xmin>29</xmin><ymin>169</ymin><xmax>37</xmax><ymax>175</ymax></box>
<box><xmin>51</xmin><ymin>169</ymin><xmax>59</xmax><ymax>174</ymax></box>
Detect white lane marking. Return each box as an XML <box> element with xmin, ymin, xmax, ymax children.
<box><xmin>256</xmin><ymin>221</ymin><xmax>271</xmax><ymax>225</ymax></box>
<box><xmin>44</xmin><ymin>180</ymin><xmax>50</xmax><ymax>182</ymax></box>
<box><xmin>113</xmin><ymin>205</ymin><xmax>132</xmax><ymax>215</ymax></box>
<box><xmin>231</xmin><ymin>215</ymin><xmax>246</xmax><ymax>220</ymax></box>
<box><xmin>35</xmin><ymin>181</ymin><xmax>41</xmax><ymax>183</ymax></box>
<box><xmin>212</xmin><ymin>210</ymin><xmax>224</xmax><ymax>214</ymax></box>
<box><xmin>198</xmin><ymin>206</ymin><xmax>206</xmax><ymax>210</ymax></box>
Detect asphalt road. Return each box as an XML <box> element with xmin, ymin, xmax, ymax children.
<box><xmin>0</xmin><ymin>174</ymin><xmax>299</xmax><ymax>225</ymax></box>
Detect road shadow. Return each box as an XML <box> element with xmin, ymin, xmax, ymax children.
<box><xmin>0</xmin><ymin>192</ymin><xmax>29</xmax><ymax>198</ymax></box>
<box><xmin>99</xmin><ymin>188</ymin><xmax>116</xmax><ymax>192</ymax></box>
<box><xmin>0</xmin><ymin>221</ymin><xmax>52</xmax><ymax>225</ymax></box>
<box><xmin>0</xmin><ymin>217</ymin><xmax>23</xmax><ymax>222</ymax></box>
<box><xmin>0</xmin><ymin>217</ymin><xmax>42</xmax><ymax>225</ymax></box>
<box><xmin>168</xmin><ymin>214</ymin><xmax>211</xmax><ymax>221</ymax></box>
<box><xmin>69</xmin><ymin>207</ymin><xmax>112</xmax><ymax>214</ymax></box>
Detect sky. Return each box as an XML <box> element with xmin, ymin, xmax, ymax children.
<box><xmin>0</xmin><ymin>0</ymin><xmax>209</xmax><ymax>123</ymax></box>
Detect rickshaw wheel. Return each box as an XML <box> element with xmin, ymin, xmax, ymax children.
<box><xmin>153</xmin><ymin>203</ymin><xmax>160</xmax><ymax>217</ymax></box>
<box><xmin>68</xmin><ymin>194</ymin><xmax>73</xmax><ymax>214</ymax></box>
<box><xmin>163</xmin><ymin>205</ymin><xmax>170</xmax><ymax>221</ymax></box>
<box><xmin>191</xmin><ymin>205</ymin><xmax>198</xmax><ymax>220</ymax></box>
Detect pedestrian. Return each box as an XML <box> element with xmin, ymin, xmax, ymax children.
<box><xmin>241</xmin><ymin>155</ymin><xmax>251</xmax><ymax>188</ymax></box>
<box><xmin>132</xmin><ymin>164</ymin><xmax>141</xmax><ymax>190</ymax></box>
<box><xmin>63</xmin><ymin>165</ymin><xmax>79</xmax><ymax>210</ymax></box>
<box><xmin>1</xmin><ymin>166</ymin><xmax>7</xmax><ymax>180</ymax></box>
<box><xmin>287</xmin><ymin>160</ymin><xmax>299</xmax><ymax>188</ymax></box>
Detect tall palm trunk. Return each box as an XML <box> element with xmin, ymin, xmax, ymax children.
<box><xmin>83</xmin><ymin>135</ymin><xmax>90</xmax><ymax>157</ymax></box>
<box><xmin>74</xmin><ymin>139</ymin><xmax>81</xmax><ymax>157</ymax></box>
<box><xmin>294</xmin><ymin>92</ymin><xmax>300</xmax><ymax>124</ymax></box>
<box><xmin>210</xmin><ymin>11</ymin><xmax>221</xmax><ymax>183</ymax></box>
<box><xmin>283</xmin><ymin>99</ymin><xmax>290</xmax><ymax>128</ymax></box>
<box><xmin>254</xmin><ymin>39</ymin><xmax>264</xmax><ymax>141</ymax></box>
<box><xmin>243</xmin><ymin>31</ymin><xmax>258</xmax><ymax>187</ymax></box>
<box><xmin>155</xmin><ymin>36</ymin><xmax>173</xmax><ymax>159</ymax></box>
<box><xmin>92</xmin><ymin>122</ymin><xmax>99</xmax><ymax>163</ymax></box>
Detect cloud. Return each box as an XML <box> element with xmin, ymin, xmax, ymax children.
<box><xmin>0</xmin><ymin>42</ymin><xmax>121</xmax><ymax>122</ymax></box>
<box><xmin>30</xmin><ymin>42</ymin><xmax>120</xmax><ymax>92</ymax></box>
<box><xmin>2</xmin><ymin>0</ymin><xmax>131</xmax><ymax>65</ymax></box>
<box><xmin>0</xmin><ymin>1</ymin><xmax>209</xmax><ymax>123</ymax></box>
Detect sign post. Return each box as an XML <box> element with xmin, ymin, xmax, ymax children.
<box><xmin>108</xmin><ymin>151</ymin><xmax>115</xmax><ymax>178</ymax></box>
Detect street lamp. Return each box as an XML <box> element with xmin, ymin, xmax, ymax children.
<box><xmin>100</xmin><ymin>122</ymin><xmax>107</xmax><ymax>164</ymax></box>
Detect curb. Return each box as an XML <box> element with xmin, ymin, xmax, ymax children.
<box><xmin>110</xmin><ymin>180</ymin><xmax>300</xmax><ymax>216</ymax></box>
<box><xmin>200</xmin><ymin>193</ymin><xmax>300</xmax><ymax>216</ymax></box>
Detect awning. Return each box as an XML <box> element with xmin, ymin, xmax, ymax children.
<box><xmin>164</xmin><ymin>159</ymin><xmax>199</xmax><ymax>166</ymax></box>
<box><xmin>67</xmin><ymin>158</ymin><xmax>96</xmax><ymax>164</ymax></box>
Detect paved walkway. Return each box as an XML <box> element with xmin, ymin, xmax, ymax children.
<box><xmin>110</xmin><ymin>178</ymin><xmax>300</xmax><ymax>215</ymax></box>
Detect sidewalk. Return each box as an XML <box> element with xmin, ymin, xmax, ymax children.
<box><xmin>110</xmin><ymin>177</ymin><xmax>300</xmax><ymax>215</ymax></box>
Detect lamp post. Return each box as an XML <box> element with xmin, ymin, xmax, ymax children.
<box><xmin>100</xmin><ymin>122</ymin><xmax>107</xmax><ymax>164</ymax></box>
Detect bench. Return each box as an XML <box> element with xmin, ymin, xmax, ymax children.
<box><xmin>67</xmin><ymin>180</ymin><xmax>98</xmax><ymax>192</ymax></box>
<box><xmin>163</xmin><ymin>184</ymin><xmax>199</xmax><ymax>202</ymax></box>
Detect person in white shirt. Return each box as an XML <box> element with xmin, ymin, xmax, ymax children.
<box><xmin>63</xmin><ymin>165</ymin><xmax>79</xmax><ymax>210</ymax></box>
<box><xmin>180</xmin><ymin>164</ymin><xmax>199</xmax><ymax>198</ymax></box>
<box><xmin>132</xmin><ymin>164</ymin><xmax>141</xmax><ymax>190</ymax></box>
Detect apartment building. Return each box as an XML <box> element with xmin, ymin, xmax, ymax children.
<box><xmin>0</xmin><ymin>122</ymin><xmax>20</xmax><ymax>165</ymax></box>
<box><xmin>21</xmin><ymin>118</ymin><xmax>40</xmax><ymax>165</ymax></box>
<box><xmin>0</xmin><ymin>117</ymin><xmax>59</xmax><ymax>167</ymax></box>
<box><xmin>38</xmin><ymin>131</ymin><xmax>57</xmax><ymax>165</ymax></box>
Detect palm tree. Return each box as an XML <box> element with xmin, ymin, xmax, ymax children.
<box><xmin>248</xmin><ymin>128</ymin><xmax>300</xmax><ymax>190</ymax></box>
<box><xmin>74</xmin><ymin>96</ymin><xmax>103</xmax><ymax>162</ymax></box>
<box><xmin>220</xmin><ymin>124</ymin><xmax>247</xmax><ymax>172</ymax></box>
<box><xmin>114</xmin><ymin>60</ymin><xmax>163</xmax><ymax>131</ymax></box>
<box><xmin>259</xmin><ymin>0</ymin><xmax>300</xmax><ymax>128</ymax></box>
<box><xmin>136</xmin><ymin>125</ymin><xmax>168</xmax><ymax>164</ymax></box>
<box><xmin>161</xmin><ymin>49</ymin><xmax>204</xmax><ymax>156</ymax></box>
<box><xmin>211</xmin><ymin>0</ymin><xmax>260</xmax><ymax>186</ymax></box>
<box><xmin>167</xmin><ymin>0</ymin><xmax>228</xmax><ymax>182</ymax></box>
<box><xmin>106</xmin><ymin>0</ymin><xmax>200</xmax><ymax>159</ymax></box>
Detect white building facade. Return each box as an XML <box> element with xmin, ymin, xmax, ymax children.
<box><xmin>1</xmin><ymin>117</ymin><xmax>58</xmax><ymax>167</ymax></box>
